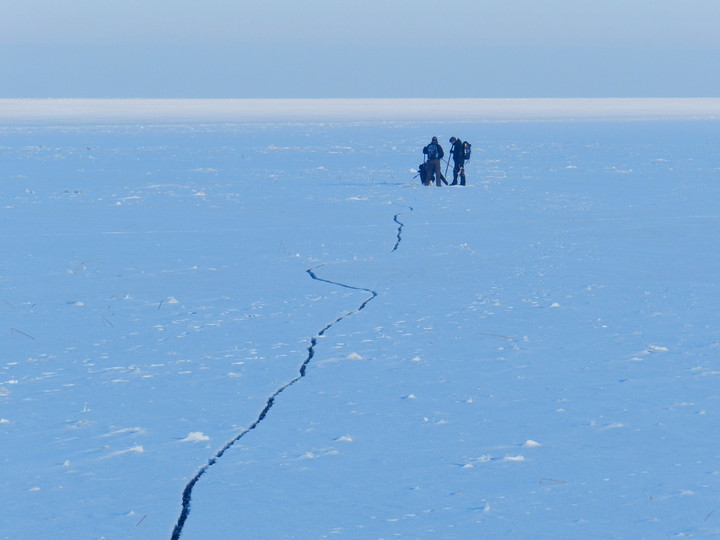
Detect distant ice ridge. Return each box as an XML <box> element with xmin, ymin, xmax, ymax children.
<box><xmin>1</xmin><ymin>98</ymin><xmax>720</xmax><ymax>124</ymax></box>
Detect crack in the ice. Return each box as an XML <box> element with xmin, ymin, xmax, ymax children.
<box><xmin>170</xmin><ymin>266</ymin><xmax>376</xmax><ymax>539</ymax></box>
<box><xmin>170</xmin><ymin>205</ymin><xmax>412</xmax><ymax>539</ymax></box>
<box><xmin>391</xmin><ymin>205</ymin><xmax>413</xmax><ymax>252</ymax></box>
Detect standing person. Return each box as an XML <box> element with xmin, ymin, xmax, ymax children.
<box><xmin>462</xmin><ymin>140</ymin><xmax>471</xmax><ymax>184</ymax></box>
<box><xmin>449</xmin><ymin>136</ymin><xmax>466</xmax><ymax>186</ymax></box>
<box><xmin>422</xmin><ymin>136</ymin><xmax>446</xmax><ymax>186</ymax></box>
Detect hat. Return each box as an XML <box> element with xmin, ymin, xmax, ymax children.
<box><xmin>449</xmin><ymin>137</ymin><xmax>456</xmax><ymax>143</ymax></box>
<box><xmin>432</xmin><ymin>136</ymin><xmax>438</xmax><ymax>142</ymax></box>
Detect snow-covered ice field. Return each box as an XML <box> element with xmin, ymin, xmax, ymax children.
<box><xmin>2</xmin><ymin>99</ymin><xmax>720</xmax><ymax>539</ymax></box>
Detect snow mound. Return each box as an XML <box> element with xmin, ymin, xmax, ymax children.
<box><xmin>105</xmin><ymin>445</ymin><xmax>145</xmax><ymax>458</ymax></box>
<box><xmin>180</xmin><ymin>432</ymin><xmax>210</xmax><ymax>443</ymax></box>
<box><xmin>102</xmin><ymin>427</ymin><xmax>146</xmax><ymax>437</ymax></box>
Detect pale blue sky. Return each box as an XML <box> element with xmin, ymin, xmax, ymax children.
<box><xmin>1</xmin><ymin>0</ymin><xmax>718</xmax><ymax>97</ymax></box>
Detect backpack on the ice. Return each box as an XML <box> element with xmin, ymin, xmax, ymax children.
<box><xmin>463</xmin><ymin>142</ymin><xmax>471</xmax><ymax>161</ymax></box>
<box><xmin>426</xmin><ymin>143</ymin><xmax>439</xmax><ymax>160</ymax></box>
<box><xmin>418</xmin><ymin>162</ymin><xmax>429</xmax><ymax>185</ymax></box>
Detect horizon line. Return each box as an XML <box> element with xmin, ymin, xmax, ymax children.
<box><xmin>2</xmin><ymin>97</ymin><xmax>720</xmax><ymax>124</ymax></box>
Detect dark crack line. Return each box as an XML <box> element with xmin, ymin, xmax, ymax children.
<box><xmin>170</xmin><ymin>265</ymin><xmax>377</xmax><ymax>540</ymax></box>
<box><xmin>391</xmin><ymin>206</ymin><xmax>413</xmax><ymax>252</ymax></box>
<box><xmin>171</xmin><ymin>203</ymin><xmax>411</xmax><ymax>538</ymax></box>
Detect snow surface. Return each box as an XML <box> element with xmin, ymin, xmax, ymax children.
<box><xmin>2</xmin><ymin>101</ymin><xmax>720</xmax><ymax>539</ymax></box>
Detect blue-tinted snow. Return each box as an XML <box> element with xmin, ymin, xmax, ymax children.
<box><xmin>2</xmin><ymin>116</ymin><xmax>720</xmax><ymax>539</ymax></box>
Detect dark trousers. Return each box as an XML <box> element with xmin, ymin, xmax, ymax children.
<box><xmin>426</xmin><ymin>159</ymin><xmax>445</xmax><ymax>186</ymax></box>
<box><xmin>452</xmin><ymin>159</ymin><xmax>466</xmax><ymax>185</ymax></box>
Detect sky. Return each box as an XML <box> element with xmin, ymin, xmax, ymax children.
<box><xmin>1</xmin><ymin>0</ymin><xmax>719</xmax><ymax>98</ymax></box>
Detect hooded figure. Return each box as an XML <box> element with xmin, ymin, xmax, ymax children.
<box><xmin>422</xmin><ymin>136</ymin><xmax>446</xmax><ymax>186</ymax></box>
<box><xmin>449</xmin><ymin>136</ymin><xmax>466</xmax><ymax>186</ymax></box>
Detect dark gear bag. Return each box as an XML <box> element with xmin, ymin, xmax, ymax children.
<box><xmin>418</xmin><ymin>162</ymin><xmax>429</xmax><ymax>185</ymax></box>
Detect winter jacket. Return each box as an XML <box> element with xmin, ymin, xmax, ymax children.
<box><xmin>451</xmin><ymin>140</ymin><xmax>465</xmax><ymax>163</ymax></box>
<box><xmin>423</xmin><ymin>142</ymin><xmax>444</xmax><ymax>160</ymax></box>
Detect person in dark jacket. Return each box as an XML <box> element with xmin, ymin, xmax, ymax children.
<box><xmin>422</xmin><ymin>136</ymin><xmax>446</xmax><ymax>186</ymax></box>
<box><xmin>449</xmin><ymin>136</ymin><xmax>466</xmax><ymax>186</ymax></box>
